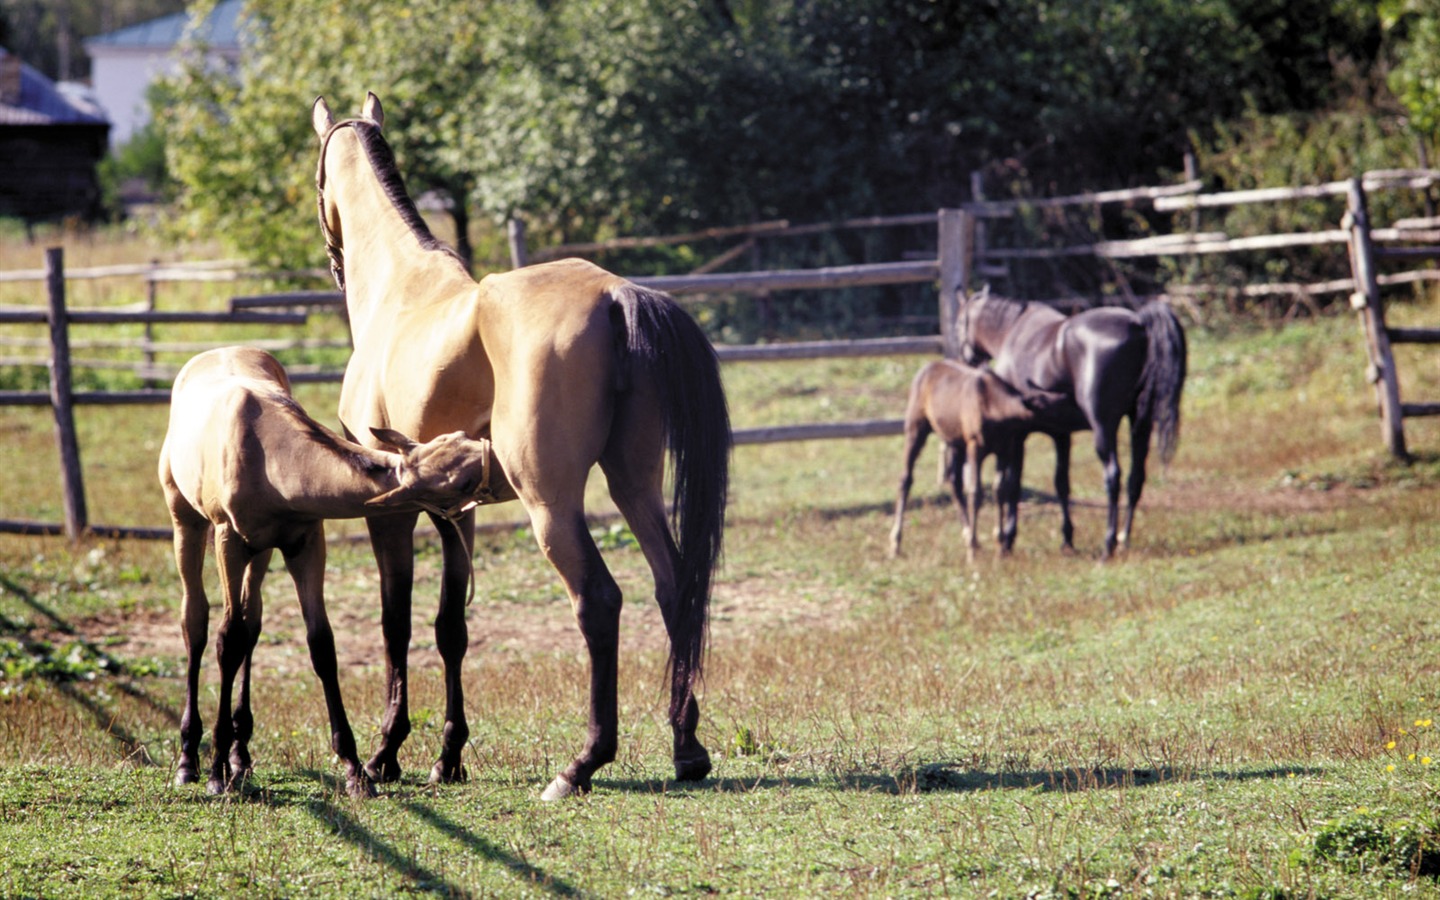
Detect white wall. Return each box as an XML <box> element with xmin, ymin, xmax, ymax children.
<box><xmin>87</xmin><ymin>46</ymin><xmax>237</xmax><ymax>147</ymax></box>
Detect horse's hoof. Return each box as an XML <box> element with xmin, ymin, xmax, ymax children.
<box><xmin>674</xmin><ymin>749</ymin><xmax>712</xmax><ymax>783</ymax></box>
<box><xmin>540</xmin><ymin>775</ymin><xmax>588</xmax><ymax>801</ymax></box>
<box><xmin>428</xmin><ymin>761</ymin><xmax>467</xmax><ymax>785</ymax></box>
<box><xmin>363</xmin><ymin>757</ymin><xmax>402</xmax><ymax>784</ymax></box>
<box><xmin>205</xmin><ymin>777</ymin><xmax>226</xmax><ymax>795</ymax></box>
<box><xmin>175</xmin><ymin>765</ymin><xmax>199</xmax><ymax>787</ymax></box>
<box><xmin>347</xmin><ymin>775</ymin><xmax>378</xmax><ymax>799</ymax></box>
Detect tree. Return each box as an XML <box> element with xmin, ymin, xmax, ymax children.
<box><xmin>159</xmin><ymin>0</ymin><xmax>1396</xmax><ymax>272</ymax></box>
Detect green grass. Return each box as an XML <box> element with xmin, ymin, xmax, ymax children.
<box><xmin>4</xmin><ymin>226</ymin><xmax>1440</xmax><ymax>896</ymax></box>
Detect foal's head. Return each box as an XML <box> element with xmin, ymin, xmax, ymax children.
<box><xmin>365</xmin><ymin>427</ymin><xmax>494</xmax><ymax>519</ymax></box>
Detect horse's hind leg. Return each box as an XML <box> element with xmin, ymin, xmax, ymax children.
<box><xmin>170</xmin><ymin>508</ymin><xmax>210</xmax><ymax>787</ymax></box>
<box><xmin>427</xmin><ymin>508</ymin><xmax>476</xmax><ymax>785</ymax></box>
<box><xmin>889</xmin><ymin>418</ymin><xmax>931</xmax><ymax>557</ymax></box>
<box><xmin>525</xmin><ymin>500</ymin><xmax>624</xmax><ymax>801</ymax></box>
<box><xmin>603</xmin><ymin>463</ymin><xmax>712</xmax><ymax>785</ymax></box>
<box><xmin>362</xmin><ymin>510</ymin><xmax>420</xmax><ymax>784</ymax></box>
<box><xmin>1120</xmin><ymin>417</ymin><xmax>1154</xmax><ymax>550</ymax></box>
<box><xmin>228</xmin><ymin>547</ymin><xmax>271</xmax><ymax>782</ymax></box>
<box><xmin>209</xmin><ymin>525</ymin><xmax>263</xmax><ymax>794</ymax></box>
<box><xmin>283</xmin><ymin>524</ymin><xmax>374</xmax><ymax>798</ymax></box>
<box><xmin>1092</xmin><ymin>425</ymin><xmax>1124</xmax><ymax>560</ymax></box>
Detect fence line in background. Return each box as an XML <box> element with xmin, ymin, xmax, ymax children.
<box><xmin>7</xmin><ymin>168</ymin><xmax>1440</xmax><ymax>538</ymax></box>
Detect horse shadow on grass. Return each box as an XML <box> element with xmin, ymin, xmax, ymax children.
<box><xmin>598</xmin><ymin>762</ymin><xmax>1324</xmax><ymax>797</ymax></box>
<box><xmin>0</xmin><ymin>573</ymin><xmax>177</xmax><ymax>767</ymax></box>
<box><xmin>232</xmin><ymin>769</ymin><xmax>583</xmax><ymax>897</ymax></box>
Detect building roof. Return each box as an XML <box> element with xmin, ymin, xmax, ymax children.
<box><xmin>0</xmin><ymin>49</ymin><xmax>109</xmax><ymax>126</ymax></box>
<box><xmin>85</xmin><ymin>0</ymin><xmax>244</xmax><ymax>51</ymax></box>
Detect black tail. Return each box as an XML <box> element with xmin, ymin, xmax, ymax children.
<box><xmin>1135</xmin><ymin>300</ymin><xmax>1186</xmax><ymax>464</ymax></box>
<box><xmin>612</xmin><ymin>284</ymin><xmax>731</xmax><ymax>691</ymax></box>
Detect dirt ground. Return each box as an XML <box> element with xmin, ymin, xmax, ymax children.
<box><xmin>62</xmin><ymin>480</ymin><xmax>1362</xmax><ymax>675</ymax></box>
<box><xmin>69</xmin><ymin>557</ymin><xmax>835</xmax><ymax>676</ymax></box>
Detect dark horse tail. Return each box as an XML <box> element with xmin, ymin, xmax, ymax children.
<box><xmin>610</xmin><ymin>284</ymin><xmax>731</xmax><ymax>699</ymax></box>
<box><xmin>1135</xmin><ymin>300</ymin><xmax>1187</xmax><ymax>464</ymax></box>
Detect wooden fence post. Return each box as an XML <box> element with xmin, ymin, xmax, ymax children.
<box><xmin>507</xmin><ymin>217</ymin><xmax>528</xmax><ymax>269</ymax></box>
<box><xmin>45</xmin><ymin>247</ymin><xmax>89</xmax><ymax>539</ymax></box>
<box><xmin>1345</xmin><ymin>178</ymin><xmax>1410</xmax><ymax>462</ymax></box>
<box><xmin>937</xmin><ymin>208</ymin><xmax>972</xmax><ymax>359</ymax></box>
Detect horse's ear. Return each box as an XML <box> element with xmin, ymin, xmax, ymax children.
<box><xmin>370</xmin><ymin>426</ymin><xmax>418</xmax><ymax>452</ymax></box>
<box><xmin>362</xmin><ymin>92</ymin><xmax>384</xmax><ymax>130</ymax></box>
<box><xmin>312</xmin><ymin>96</ymin><xmax>334</xmax><ymax>138</ymax></box>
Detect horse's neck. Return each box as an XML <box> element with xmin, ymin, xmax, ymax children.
<box><xmin>331</xmin><ymin>160</ymin><xmax>472</xmax><ymax>338</ymax></box>
<box><xmin>264</xmin><ymin>411</ymin><xmax>399</xmax><ymax>516</ymax></box>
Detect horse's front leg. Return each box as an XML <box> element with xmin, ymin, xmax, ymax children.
<box><xmin>995</xmin><ymin>435</ymin><xmax>1025</xmax><ymax>554</ymax></box>
<box><xmin>283</xmin><ymin>524</ymin><xmax>374</xmax><ymax>798</ymax></box>
<box><xmin>1052</xmin><ymin>433</ymin><xmax>1075</xmax><ymax>552</ymax></box>
<box><xmin>363</xmin><ymin>511</ymin><xmax>419</xmax><ymax>784</ymax></box>
<box><xmin>428</xmin><ymin>508</ymin><xmax>476</xmax><ymax>785</ymax></box>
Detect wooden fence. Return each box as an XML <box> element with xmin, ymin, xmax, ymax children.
<box><xmin>5</xmin><ymin>168</ymin><xmax>1440</xmax><ymax>539</ymax></box>
<box><xmin>1344</xmin><ymin>178</ymin><xmax>1440</xmax><ymax>461</ymax></box>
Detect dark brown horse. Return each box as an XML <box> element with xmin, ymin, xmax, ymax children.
<box><xmin>312</xmin><ymin>93</ymin><xmax>730</xmax><ymax>799</ymax></box>
<box><xmin>955</xmin><ymin>287</ymin><xmax>1186</xmax><ymax>558</ymax></box>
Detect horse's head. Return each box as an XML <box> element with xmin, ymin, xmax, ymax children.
<box><xmin>311</xmin><ymin>92</ymin><xmax>385</xmax><ymax>291</ymax></box>
<box><xmin>364</xmin><ymin>426</ymin><xmax>494</xmax><ymax>518</ymax></box>
<box><xmin>955</xmin><ymin>284</ymin><xmax>991</xmax><ymax>365</ymax></box>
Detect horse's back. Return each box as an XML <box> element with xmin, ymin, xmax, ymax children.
<box><xmin>163</xmin><ymin>348</ymin><xmax>295</xmax><ymax>519</ymax></box>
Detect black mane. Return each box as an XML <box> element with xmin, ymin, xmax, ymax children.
<box><xmin>350</xmin><ymin>121</ymin><xmax>464</xmax><ymax>264</ymax></box>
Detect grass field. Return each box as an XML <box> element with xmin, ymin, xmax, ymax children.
<box><xmin>3</xmin><ymin>226</ymin><xmax>1440</xmax><ymax>897</ymax></box>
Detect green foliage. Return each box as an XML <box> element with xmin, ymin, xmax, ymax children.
<box><xmin>1314</xmin><ymin>811</ymin><xmax>1440</xmax><ymax>877</ymax></box>
<box><xmin>1385</xmin><ymin>0</ymin><xmax>1440</xmax><ymax>140</ymax></box>
<box><xmin>156</xmin><ymin>0</ymin><xmax>1402</xmax><ymax>276</ymax></box>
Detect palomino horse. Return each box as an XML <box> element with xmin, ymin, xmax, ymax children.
<box><xmin>955</xmin><ymin>288</ymin><xmax>1186</xmax><ymax>558</ymax></box>
<box><xmin>312</xmin><ymin>93</ymin><xmax>730</xmax><ymax>800</ymax></box>
<box><xmin>159</xmin><ymin>346</ymin><xmax>497</xmax><ymax>797</ymax></box>
<box><xmin>889</xmin><ymin>359</ymin><xmax>1070</xmax><ymax>563</ymax></box>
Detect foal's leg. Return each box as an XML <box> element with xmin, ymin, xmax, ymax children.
<box><xmin>228</xmin><ymin>548</ymin><xmax>271</xmax><ymax>782</ymax></box>
<box><xmin>960</xmin><ymin>442</ymin><xmax>984</xmax><ymax>563</ymax></box>
<box><xmin>282</xmin><ymin>524</ymin><xmax>374</xmax><ymax>797</ymax></box>
<box><xmin>1120</xmin><ymin>417</ymin><xmax>1154</xmax><ymax>550</ymax></box>
<box><xmin>427</xmin><ymin>508</ymin><xmax>476</xmax><ymax>784</ymax></box>
<box><xmin>170</xmin><ymin>510</ymin><xmax>210</xmax><ymax>787</ymax></box>
<box><xmin>209</xmin><ymin>525</ymin><xmax>263</xmax><ymax>794</ymax></box>
<box><xmin>889</xmin><ymin>418</ymin><xmax>931</xmax><ymax>557</ymax></box>
<box><xmin>362</xmin><ymin>510</ymin><xmax>420</xmax><ymax>783</ymax></box>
